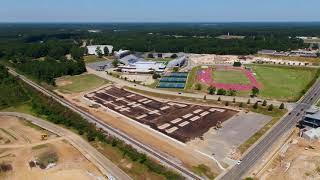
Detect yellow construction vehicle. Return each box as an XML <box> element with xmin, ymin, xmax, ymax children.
<box><xmin>41</xmin><ymin>134</ymin><xmax>48</xmax><ymax>141</ymax></box>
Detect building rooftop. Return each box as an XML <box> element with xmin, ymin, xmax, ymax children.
<box><xmin>167</xmin><ymin>56</ymin><xmax>187</xmax><ymax>68</ymax></box>
<box><xmin>119</xmin><ymin>54</ymin><xmax>143</xmax><ymax>65</ymax></box>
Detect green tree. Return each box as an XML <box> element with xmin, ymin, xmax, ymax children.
<box><xmin>173</xmin><ymin>67</ymin><xmax>179</xmax><ymax>72</ymax></box>
<box><xmin>217</xmin><ymin>89</ymin><xmax>226</xmax><ymax>95</ymax></box>
<box><xmin>225</xmin><ymin>101</ymin><xmax>229</xmax><ymax>106</ymax></box>
<box><xmin>239</xmin><ymin>102</ymin><xmax>244</xmax><ymax>108</ymax></box>
<box><xmin>268</xmin><ymin>104</ymin><xmax>274</xmax><ymax>111</ymax></box>
<box><xmin>251</xmin><ymin>87</ymin><xmax>260</xmax><ymax>97</ymax></box>
<box><xmin>152</xmin><ymin>73</ymin><xmax>161</xmax><ymax>79</ymax></box>
<box><xmin>171</xmin><ymin>54</ymin><xmax>178</xmax><ymax>58</ymax></box>
<box><xmin>70</xmin><ymin>46</ymin><xmax>84</xmax><ymax>60</ymax></box>
<box><xmin>218</xmin><ymin>97</ymin><xmax>221</xmax><ymax>101</ymax></box>
<box><xmin>247</xmin><ymin>99</ymin><xmax>251</xmax><ymax>104</ymax></box>
<box><xmin>279</xmin><ymin>103</ymin><xmax>285</xmax><ymax>109</ymax></box>
<box><xmin>227</xmin><ymin>89</ymin><xmax>237</xmax><ymax>96</ymax></box>
<box><xmin>95</xmin><ymin>47</ymin><xmax>103</xmax><ymax>58</ymax></box>
<box><xmin>233</xmin><ymin>98</ymin><xmax>236</xmax><ymax>103</ymax></box>
<box><xmin>103</xmin><ymin>46</ymin><xmax>110</xmax><ymax>55</ymax></box>
<box><xmin>233</xmin><ymin>61</ymin><xmax>242</xmax><ymax>67</ymax></box>
<box><xmin>262</xmin><ymin>100</ymin><xmax>267</xmax><ymax>106</ymax></box>
<box><xmin>195</xmin><ymin>83</ymin><xmax>202</xmax><ymax>90</ymax></box>
<box><xmin>112</xmin><ymin>59</ymin><xmax>120</xmax><ymax>67</ymax></box>
<box><xmin>208</xmin><ymin>86</ymin><xmax>216</xmax><ymax>95</ymax></box>
<box><xmin>253</xmin><ymin>102</ymin><xmax>258</xmax><ymax>109</ymax></box>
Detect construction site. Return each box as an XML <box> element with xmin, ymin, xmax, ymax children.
<box><xmin>84</xmin><ymin>86</ymin><xmax>238</xmax><ymax>142</ymax></box>
<box><xmin>0</xmin><ymin>115</ymin><xmax>104</xmax><ymax>180</ymax></box>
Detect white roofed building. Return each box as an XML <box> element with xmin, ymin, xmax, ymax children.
<box><xmin>118</xmin><ymin>61</ymin><xmax>166</xmax><ymax>73</ymax></box>
<box><xmin>87</xmin><ymin>45</ymin><xmax>113</xmax><ymax>55</ymax></box>
<box><xmin>114</xmin><ymin>49</ymin><xmax>131</xmax><ymax>59</ymax></box>
<box><xmin>167</xmin><ymin>56</ymin><xmax>187</xmax><ymax>69</ymax></box>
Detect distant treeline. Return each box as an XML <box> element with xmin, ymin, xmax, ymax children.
<box><xmin>0</xmin><ymin>38</ymin><xmax>87</xmax><ymax>85</ymax></box>
<box><xmin>0</xmin><ymin>23</ymin><xmax>317</xmax><ymax>58</ymax></box>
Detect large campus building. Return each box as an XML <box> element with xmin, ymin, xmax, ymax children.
<box><xmin>258</xmin><ymin>49</ymin><xmax>318</xmax><ymax>58</ymax></box>
<box><xmin>300</xmin><ymin>107</ymin><xmax>320</xmax><ymax>128</ymax></box>
<box><xmin>87</xmin><ymin>45</ymin><xmax>113</xmax><ymax>55</ymax></box>
<box><xmin>119</xmin><ymin>61</ymin><xmax>166</xmax><ymax>73</ymax></box>
<box><xmin>167</xmin><ymin>56</ymin><xmax>187</xmax><ymax>69</ymax></box>
<box><xmin>114</xmin><ymin>49</ymin><xmax>131</xmax><ymax>59</ymax></box>
<box><xmin>117</xmin><ymin>54</ymin><xmax>186</xmax><ymax>73</ymax></box>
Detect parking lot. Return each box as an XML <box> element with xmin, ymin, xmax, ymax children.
<box><xmin>84</xmin><ymin>86</ymin><xmax>238</xmax><ymax>142</ymax></box>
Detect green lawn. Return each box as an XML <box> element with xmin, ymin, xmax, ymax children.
<box><xmin>186</xmin><ymin>65</ymin><xmax>319</xmax><ymax>101</ymax></box>
<box><xmin>185</xmin><ymin>66</ymin><xmax>201</xmax><ymax>90</ymax></box>
<box><xmin>56</xmin><ymin>74</ymin><xmax>107</xmax><ymax>93</ymax></box>
<box><xmin>84</xmin><ymin>55</ymin><xmax>107</xmax><ymax>63</ymax></box>
<box><xmin>213</xmin><ymin>70</ymin><xmax>250</xmax><ymax>85</ymax></box>
<box><xmin>250</xmin><ymin>65</ymin><xmax>319</xmax><ymax>101</ymax></box>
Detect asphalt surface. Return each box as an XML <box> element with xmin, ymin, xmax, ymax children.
<box><xmin>219</xmin><ymin>79</ymin><xmax>320</xmax><ymax>180</ymax></box>
<box><xmin>0</xmin><ymin>112</ymin><xmax>131</xmax><ymax>180</ymax></box>
<box><xmin>8</xmin><ymin>68</ymin><xmax>202</xmax><ymax>180</ymax></box>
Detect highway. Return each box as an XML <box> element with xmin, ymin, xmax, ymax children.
<box><xmin>0</xmin><ymin>112</ymin><xmax>131</xmax><ymax>180</ymax></box>
<box><xmin>7</xmin><ymin>68</ymin><xmax>202</xmax><ymax>180</ymax></box>
<box><xmin>219</xmin><ymin>78</ymin><xmax>320</xmax><ymax>180</ymax></box>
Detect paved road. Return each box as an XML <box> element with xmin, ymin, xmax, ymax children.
<box><xmin>87</xmin><ymin>67</ymin><xmax>287</xmax><ymax>107</ymax></box>
<box><xmin>218</xmin><ymin>78</ymin><xmax>320</xmax><ymax>180</ymax></box>
<box><xmin>7</xmin><ymin>68</ymin><xmax>201</xmax><ymax>179</ymax></box>
<box><xmin>0</xmin><ymin>112</ymin><xmax>131</xmax><ymax>180</ymax></box>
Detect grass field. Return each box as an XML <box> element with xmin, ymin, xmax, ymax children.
<box><xmin>185</xmin><ymin>66</ymin><xmax>201</xmax><ymax>90</ymax></box>
<box><xmin>56</xmin><ymin>74</ymin><xmax>107</xmax><ymax>93</ymax></box>
<box><xmin>213</xmin><ymin>70</ymin><xmax>250</xmax><ymax>84</ymax></box>
<box><xmin>186</xmin><ymin>65</ymin><xmax>319</xmax><ymax>101</ymax></box>
<box><xmin>84</xmin><ymin>55</ymin><xmax>108</xmax><ymax>63</ymax></box>
<box><xmin>249</xmin><ymin>65</ymin><xmax>319</xmax><ymax>101</ymax></box>
<box><xmin>257</xmin><ymin>54</ymin><xmax>320</xmax><ymax>64</ymax></box>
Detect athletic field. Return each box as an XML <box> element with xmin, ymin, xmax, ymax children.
<box><xmin>56</xmin><ymin>74</ymin><xmax>107</xmax><ymax>93</ymax></box>
<box><xmin>192</xmin><ymin>65</ymin><xmax>319</xmax><ymax>101</ymax></box>
<box><xmin>250</xmin><ymin>65</ymin><xmax>319</xmax><ymax>101</ymax></box>
<box><xmin>213</xmin><ymin>70</ymin><xmax>250</xmax><ymax>85</ymax></box>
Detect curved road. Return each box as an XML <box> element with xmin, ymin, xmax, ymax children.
<box><xmin>7</xmin><ymin>68</ymin><xmax>201</xmax><ymax>179</ymax></box>
<box><xmin>0</xmin><ymin>112</ymin><xmax>131</xmax><ymax>180</ymax></box>
<box><xmin>218</xmin><ymin>78</ymin><xmax>320</xmax><ymax>180</ymax></box>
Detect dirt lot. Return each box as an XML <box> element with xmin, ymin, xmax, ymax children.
<box><xmin>56</xmin><ymin>85</ymin><xmax>223</xmax><ymax>175</ymax></box>
<box><xmin>259</xmin><ymin>131</ymin><xmax>320</xmax><ymax>180</ymax></box>
<box><xmin>0</xmin><ymin>116</ymin><xmax>104</xmax><ymax>180</ymax></box>
<box><xmin>84</xmin><ymin>86</ymin><xmax>237</xmax><ymax>143</ymax></box>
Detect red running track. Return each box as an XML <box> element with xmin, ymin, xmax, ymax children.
<box><xmin>196</xmin><ymin>67</ymin><xmax>261</xmax><ymax>91</ymax></box>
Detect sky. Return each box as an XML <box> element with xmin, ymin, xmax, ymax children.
<box><xmin>0</xmin><ymin>0</ymin><xmax>319</xmax><ymax>22</ymax></box>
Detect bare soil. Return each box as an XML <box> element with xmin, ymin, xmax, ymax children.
<box><xmin>260</xmin><ymin>131</ymin><xmax>320</xmax><ymax>180</ymax></box>
<box><xmin>84</xmin><ymin>86</ymin><xmax>237</xmax><ymax>142</ymax></box>
<box><xmin>56</xmin><ymin>86</ymin><xmax>223</xmax><ymax>175</ymax></box>
<box><xmin>0</xmin><ymin>116</ymin><xmax>105</xmax><ymax>180</ymax></box>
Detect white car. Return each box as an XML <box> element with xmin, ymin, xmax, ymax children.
<box><xmin>237</xmin><ymin>160</ymin><xmax>242</xmax><ymax>165</ymax></box>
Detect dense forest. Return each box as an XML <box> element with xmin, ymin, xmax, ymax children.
<box><xmin>0</xmin><ymin>23</ymin><xmax>319</xmax><ymax>84</ymax></box>
<box><xmin>0</xmin><ymin>36</ymin><xmax>87</xmax><ymax>84</ymax></box>
<box><xmin>0</xmin><ymin>64</ymin><xmax>182</xmax><ymax>180</ymax></box>
<box><xmin>0</xmin><ymin>65</ymin><xmax>29</xmax><ymax>109</ymax></box>
<box><xmin>0</xmin><ymin>23</ymin><xmax>319</xmax><ymax>57</ymax></box>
